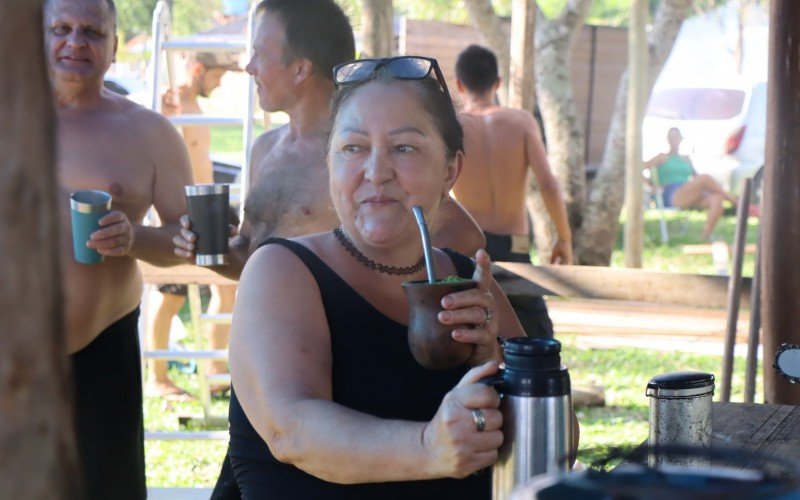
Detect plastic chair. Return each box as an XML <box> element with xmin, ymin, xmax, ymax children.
<box><xmin>643</xmin><ymin>168</ymin><xmax>671</xmax><ymax>244</ymax></box>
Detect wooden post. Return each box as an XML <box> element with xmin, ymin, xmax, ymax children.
<box><xmin>744</xmin><ymin>225</ymin><xmax>762</xmax><ymax>403</ymax></box>
<box><xmin>361</xmin><ymin>0</ymin><xmax>394</xmax><ymax>58</ymax></box>
<box><xmin>623</xmin><ymin>0</ymin><xmax>648</xmax><ymax>268</ymax></box>
<box><xmin>720</xmin><ymin>179</ymin><xmax>752</xmax><ymax>402</ymax></box>
<box><xmin>0</xmin><ymin>0</ymin><xmax>80</xmax><ymax>498</ymax></box>
<box><xmin>508</xmin><ymin>0</ymin><xmax>536</xmax><ymax>111</ymax></box>
<box><xmin>762</xmin><ymin>0</ymin><xmax>800</xmax><ymax>405</ymax></box>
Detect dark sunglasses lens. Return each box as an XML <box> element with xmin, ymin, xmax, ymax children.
<box><xmin>386</xmin><ymin>58</ymin><xmax>432</xmax><ymax>79</ymax></box>
<box><xmin>336</xmin><ymin>61</ymin><xmax>379</xmax><ymax>84</ymax></box>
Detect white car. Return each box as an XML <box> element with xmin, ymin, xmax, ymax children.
<box><xmin>643</xmin><ymin>81</ymin><xmax>766</xmax><ymax>198</ymax></box>
<box><xmin>103</xmin><ymin>75</ymin><xmax>150</xmax><ymax>107</ymax></box>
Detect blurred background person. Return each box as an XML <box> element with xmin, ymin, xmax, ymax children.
<box><xmin>453</xmin><ymin>45</ymin><xmax>572</xmax><ymax>339</ymax></box>
<box><xmin>646</xmin><ymin>127</ymin><xmax>737</xmax><ymax>240</ymax></box>
<box><xmin>147</xmin><ymin>50</ymin><xmax>242</xmax><ymax>398</ymax></box>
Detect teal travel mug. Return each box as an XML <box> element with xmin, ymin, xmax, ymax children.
<box><xmin>70</xmin><ymin>190</ymin><xmax>112</xmax><ymax>265</ymax></box>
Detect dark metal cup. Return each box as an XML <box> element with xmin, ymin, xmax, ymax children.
<box><xmin>402</xmin><ymin>279</ymin><xmax>477</xmax><ymax>370</ymax></box>
<box><xmin>185</xmin><ymin>184</ymin><xmax>230</xmax><ymax>266</ymax></box>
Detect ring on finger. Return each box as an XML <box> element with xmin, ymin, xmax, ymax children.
<box><xmin>471</xmin><ymin>408</ymin><xmax>486</xmax><ymax>432</ymax></box>
<box><xmin>478</xmin><ymin>306</ymin><xmax>494</xmax><ymax>328</ymax></box>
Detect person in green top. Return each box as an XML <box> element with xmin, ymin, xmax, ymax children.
<box><xmin>646</xmin><ymin>127</ymin><xmax>737</xmax><ymax>240</ymax></box>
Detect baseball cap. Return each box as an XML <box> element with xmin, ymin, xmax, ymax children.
<box><xmin>196</xmin><ymin>51</ymin><xmax>243</xmax><ymax>72</ymax></box>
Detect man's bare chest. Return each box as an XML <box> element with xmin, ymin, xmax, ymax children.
<box><xmin>57</xmin><ymin>125</ymin><xmax>156</xmax><ymax>216</ymax></box>
<box><xmin>250</xmin><ymin>149</ymin><xmax>330</xmax><ymax>205</ymax></box>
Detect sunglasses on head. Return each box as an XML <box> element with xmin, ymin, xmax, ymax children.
<box><xmin>332</xmin><ymin>56</ymin><xmax>450</xmax><ymax>100</ymax></box>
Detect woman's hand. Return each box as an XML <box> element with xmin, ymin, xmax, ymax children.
<box><xmin>439</xmin><ymin>249</ymin><xmax>502</xmax><ymax>365</ymax></box>
<box><xmin>422</xmin><ymin>361</ymin><xmax>503</xmax><ymax>479</ymax></box>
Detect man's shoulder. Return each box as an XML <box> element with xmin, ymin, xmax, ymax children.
<box><xmin>493</xmin><ymin>106</ymin><xmax>534</xmax><ymax>125</ymax></box>
<box><xmin>105</xmin><ymin>92</ymin><xmax>176</xmax><ymax>132</ymax></box>
<box><xmin>465</xmin><ymin>105</ymin><xmax>533</xmax><ymax>125</ymax></box>
<box><xmin>251</xmin><ymin>123</ymin><xmax>288</xmax><ymax>154</ymax></box>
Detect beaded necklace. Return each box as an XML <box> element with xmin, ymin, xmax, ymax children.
<box><xmin>333</xmin><ymin>227</ymin><xmax>425</xmax><ymax>276</ymax></box>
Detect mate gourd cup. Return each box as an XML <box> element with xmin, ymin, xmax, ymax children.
<box><xmin>402</xmin><ymin>279</ymin><xmax>478</xmax><ymax>370</ymax></box>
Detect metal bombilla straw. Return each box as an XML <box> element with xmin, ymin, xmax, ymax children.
<box><xmin>412</xmin><ymin>206</ymin><xmax>436</xmax><ymax>284</ymax></box>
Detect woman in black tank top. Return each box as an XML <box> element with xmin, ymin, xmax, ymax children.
<box><xmin>225</xmin><ymin>59</ymin><xmax>526</xmax><ymax>499</ymax></box>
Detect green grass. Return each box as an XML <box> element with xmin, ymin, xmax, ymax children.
<box><xmin>609</xmin><ymin>209</ymin><xmax>760</xmax><ymax>277</ymax></box>
<box><xmin>531</xmin><ymin>208</ymin><xmax>759</xmax><ymax>276</ymax></box>
<box><xmin>144</xmin><ymin>206</ymin><xmax>763</xmax><ymax>486</ymax></box>
<box><xmin>561</xmin><ymin>334</ymin><xmax>761</xmax><ymax>469</ymax></box>
<box><xmin>209</xmin><ymin>124</ymin><xmax>266</xmax><ymax>155</ymax></box>
<box><xmin>145</xmin><ymin>336</ymin><xmax>762</xmax><ymax>485</ymax></box>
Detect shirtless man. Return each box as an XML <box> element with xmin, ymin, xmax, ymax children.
<box><xmin>453</xmin><ymin>45</ymin><xmax>572</xmax><ymax>338</ymax></box>
<box><xmin>46</xmin><ymin>0</ymin><xmax>192</xmax><ymax>497</ymax></box>
<box><xmin>147</xmin><ymin>51</ymin><xmax>242</xmax><ymax>398</ymax></box>
<box><xmin>175</xmin><ymin>0</ymin><xmax>484</xmax><ymax>279</ymax></box>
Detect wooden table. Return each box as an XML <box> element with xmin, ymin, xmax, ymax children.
<box><xmin>138</xmin><ymin>261</ymin><xmax>237</xmax><ymax>286</ymax></box>
<box><xmin>712</xmin><ymin>402</ymin><xmax>800</xmax><ymax>475</ymax></box>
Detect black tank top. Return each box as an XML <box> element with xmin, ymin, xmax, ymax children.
<box><xmin>228</xmin><ymin>237</ymin><xmax>490</xmax><ymax>499</ymax></box>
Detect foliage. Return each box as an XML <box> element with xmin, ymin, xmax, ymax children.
<box><xmin>116</xmin><ymin>0</ymin><xmax>158</xmax><ymax>39</ymax></box>
<box><xmin>116</xmin><ymin>0</ymin><xmax>223</xmax><ymax>39</ymax></box>
<box><xmin>338</xmin><ymin>1</ymin><xmax>513</xmax><ymax>26</ymax></box>
<box><xmin>537</xmin><ymin>0</ymin><xmax>735</xmax><ymax>26</ymax></box>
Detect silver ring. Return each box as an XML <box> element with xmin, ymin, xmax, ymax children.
<box><xmin>478</xmin><ymin>307</ymin><xmax>494</xmax><ymax>328</ymax></box>
<box><xmin>471</xmin><ymin>409</ymin><xmax>486</xmax><ymax>432</ymax></box>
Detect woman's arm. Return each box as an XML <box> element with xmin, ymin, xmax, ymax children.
<box><xmin>230</xmin><ymin>244</ymin><xmax>503</xmax><ymax>484</ymax></box>
<box><xmin>645</xmin><ymin>152</ymin><xmax>667</xmax><ymax>170</ymax></box>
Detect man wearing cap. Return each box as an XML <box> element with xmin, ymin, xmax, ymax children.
<box><xmin>147</xmin><ymin>51</ymin><xmax>242</xmax><ymax>399</ymax></box>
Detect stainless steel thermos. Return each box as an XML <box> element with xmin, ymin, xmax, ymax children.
<box><xmin>487</xmin><ymin>337</ymin><xmax>572</xmax><ymax>500</ymax></box>
<box><xmin>646</xmin><ymin>371</ymin><xmax>714</xmax><ymax>468</ymax></box>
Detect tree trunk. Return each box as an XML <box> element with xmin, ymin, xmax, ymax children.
<box><xmin>508</xmin><ymin>0</ymin><xmax>536</xmax><ymax>111</ymax></box>
<box><xmin>462</xmin><ymin>0</ymin><xmax>511</xmax><ymax>104</ymax></box>
<box><xmin>623</xmin><ymin>0</ymin><xmax>648</xmax><ymax>268</ymax></box>
<box><xmin>361</xmin><ymin>0</ymin><xmax>394</xmax><ymax>58</ymax></box>
<box><xmin>574</xmin><ymin>0</ymin><xmax>692</xmax><ymax>265</ymax></box>
<box><xmin>530</xmin><ymin>0</ymin><xmax>593</xmax><ymax>260</ymax></box>
<box><xmin>761</xmin><ymin>0</ymin><xmax>800</xmax><ymax>405</ymax></box>
<box><xmin>0</xmin><ymin>1</ymin><xmax>79</xmax><ymax>498</ymax></box>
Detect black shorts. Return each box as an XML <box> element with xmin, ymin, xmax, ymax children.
<box><xmin>157</xmin><ymin>283</ymin><xmax>211</xmax><ymax>297</ymax></box>
<box><xmin>70</xmin><ymin>308</ymin><xmax>146</xmax><ymax>500</ymax></box>
<box><xmin>484</xmin><ymin>232</ymin><xmax>554</xmax><ymax>339</ymax></box>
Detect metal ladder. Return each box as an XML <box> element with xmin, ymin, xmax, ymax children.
<box><xmin>141</xmin><ymin>0</ymin><xmax>258</xmax><ymax>440</ymax></box>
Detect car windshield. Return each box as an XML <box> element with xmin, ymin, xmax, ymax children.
<box><xmin>647</xmin><ymin>88</ymin><xmax>746</xmax><ymax>120</ymax></box>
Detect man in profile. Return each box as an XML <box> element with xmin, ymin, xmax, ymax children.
<box><xmin>454</xmin><ymin>44</ymin><xmax>573</xmax><ymax>338</ymax></box>
<box><xmin>147</xmin><ymin>51</ymin><xmax>242</xmax><ymax>398</ymax></box>
<box><xmin>175</xmin><ymin>0</ymin><xmax>484</xmax><ymax>279</ymax></box>
<box><xmin>191</xmin><ymin>2</ymin><xmax>483</xmax><ymax>498</ymax></box>
<box><xmin>45</xmin><ymin>0</ymin><xmax>192</xmax><ymax>497</ymax></box>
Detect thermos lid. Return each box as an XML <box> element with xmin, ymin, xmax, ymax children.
<box><xmin>496</xmin><ymin>337</ymin><xmax>570</xmax><ymax>397</ymax></box>
<box><xmin>646</xmin><ymin>371</ymin><xmax>715</xmax><ymax>398</ymax></box>
<box><xmin>504</xmin><ymin>337</ymin><xmax>561</xmax><ymax>356</ymax></box>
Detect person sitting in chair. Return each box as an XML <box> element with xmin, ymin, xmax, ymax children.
<box><xmin>646</xmin><ymin>127</ymin><xmax>737</xmax><ymax>240</ymax></box>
